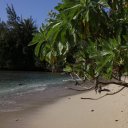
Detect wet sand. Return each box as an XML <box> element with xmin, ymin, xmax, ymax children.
<box><xmin>0</xmin><ymin>81</ymin><xmax>89</xmax><ymax>112</ymax></box>
<box><xmin>0</xmin><ymin>83</ymin><xmax>128</xmax><ymax>128</ymax></box>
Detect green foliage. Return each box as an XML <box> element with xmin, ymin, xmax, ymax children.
<box><xmin>32</xmin><ymin>0</ymin><xmax>128</xmax><ymax>79</ymax></box>
<box><xmin>0</xmin><ymin>5</ymin><xmax>38</xmax><ymax>69</ymax></box>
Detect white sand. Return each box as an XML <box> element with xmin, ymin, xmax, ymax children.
<box><xmin>1</xmin><ymin>84</ymin><xmax>128</xmax><ymax>128</ymax></box>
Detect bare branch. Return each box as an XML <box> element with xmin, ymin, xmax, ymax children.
<box><xmin>98</xmin><ymin>81</ymin><xmax>128</xmax><ymax>87</ymax></box>
<box><xmin>81</xmin><ymin>86</ymin><xmax>125</xmax><ymax>100</ymax></box>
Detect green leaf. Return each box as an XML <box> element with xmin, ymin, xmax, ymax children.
<box><xmin>28</xmin><ymin>34</ymin><xmax>39</xmax><ymax>46</ymax></box>
<box><xmin>98</xmin><ymin>0</ymin><xmax>111</xmax><ymax>8</ymax></box>
<box><xmin>63</xmin><ymin>65</ymin><xmax>72</xmax><ymax>72</ymax></box>
<box><xmin>34</xmin><ymin>41</ymin><xmax>43</xmax><ymax>57</ymax></box>
<box><xmin>58</xmin><ymin>42</ymin><xmax>64</xmax><ymax>55</ymax></box>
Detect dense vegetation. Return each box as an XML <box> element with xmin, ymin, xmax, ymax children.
<box><xmin>0</xmin><ymin>5</ymin><xmax>42</xmax><ymax>70</ymax></box>
<box><xmin>31</xmin><ymin>0</ymin><xmax>128</xmax><ymax>90</ymax></box>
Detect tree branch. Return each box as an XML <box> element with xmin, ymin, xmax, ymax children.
<box><xmin>98</xmin><ymin>81</ymin><xmax>128</xmax><ymax>87</ymax></box>
<box><xmin>81</xmin><ymin>86</ymin><xmax>125</xmax><ymax>100</ymax></box>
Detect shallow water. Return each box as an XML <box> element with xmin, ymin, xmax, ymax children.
<box><xmin>0</xmin><ymin>71</ymin><xmax>70</xmax><ymax>95</ymax></box>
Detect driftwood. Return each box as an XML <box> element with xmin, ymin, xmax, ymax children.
<box><xmin>81</xmin><ymin>86</ymin><xmax>125</xmax><ymax>100</ymax></box>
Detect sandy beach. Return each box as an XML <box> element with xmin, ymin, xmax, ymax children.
<box><xmin>0</xmin><ymin>83</ymin><xmax>128</xmax><ymax>128</ymax></box>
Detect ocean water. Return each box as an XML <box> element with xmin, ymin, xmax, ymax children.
<box><xmin>0</xmin><ymin>71</ymin><xmax>70</xmax><ymax>95</ymax></box>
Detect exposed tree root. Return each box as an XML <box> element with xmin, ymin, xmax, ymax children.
<box><xmin>69</xmin><ymin>75</ymin><xmax>128</xmax><ymax>99</ymax></box>
<box><xmin>81</xmin><ymin>86</ymin><xmax>125</xmax><ymax>100</ymax></box>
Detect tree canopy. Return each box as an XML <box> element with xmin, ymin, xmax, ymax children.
<box><xmin>31</xmin><ymin>0</ymin><xmax>128</xmax><ymax>90</ymax></box>
<box><xmin>0</xmin><ymin>5</ymin><xmax>38</xmax><ymax>70</ymax></box>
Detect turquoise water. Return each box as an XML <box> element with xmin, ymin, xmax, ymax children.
<box><xmin>0</xmin><ymin>71</ymin><xmax>70</xmax><ymax>95</ymax></box>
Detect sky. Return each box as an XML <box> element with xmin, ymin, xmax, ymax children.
<box><xmin>0</xmin><ymin>0</ymin><xmax>61</xmax><ymax>28</ymax></box>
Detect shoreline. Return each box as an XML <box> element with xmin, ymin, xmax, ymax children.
<box><xmin>0</xmin><ymin>81</ymin><xmax>94</xmax><ymax>113</ymax></box>
<box><xmin>1</xmin><ymin>82</ymin><xmax>128</xmax><ymax>128</ymax></box>
<box><xmin>0</xmin><ymin>81</ymin><xmax>94</xmax><ymax>128</ymax></box>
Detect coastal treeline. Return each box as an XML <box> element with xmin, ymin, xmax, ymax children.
<box><xmin>31</xmin><ymin>0</ymin><xmax>128</xmax><ymax>90</ymax></box>
<box><xmin>0</xmin><ymin>5</ymin><xmax>46</xmax><ymax>70</ymax></box>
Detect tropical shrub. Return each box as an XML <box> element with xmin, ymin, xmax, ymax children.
<box><xmin>31</xmin><ymin>0</ymin><xmax>128</xmax><ymax>90</ymax></box>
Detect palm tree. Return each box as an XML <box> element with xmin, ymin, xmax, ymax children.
<box><xmin>0</xmin><ymin>5</ymin><xmax>38</xmax><ymax>69</ymax></box>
